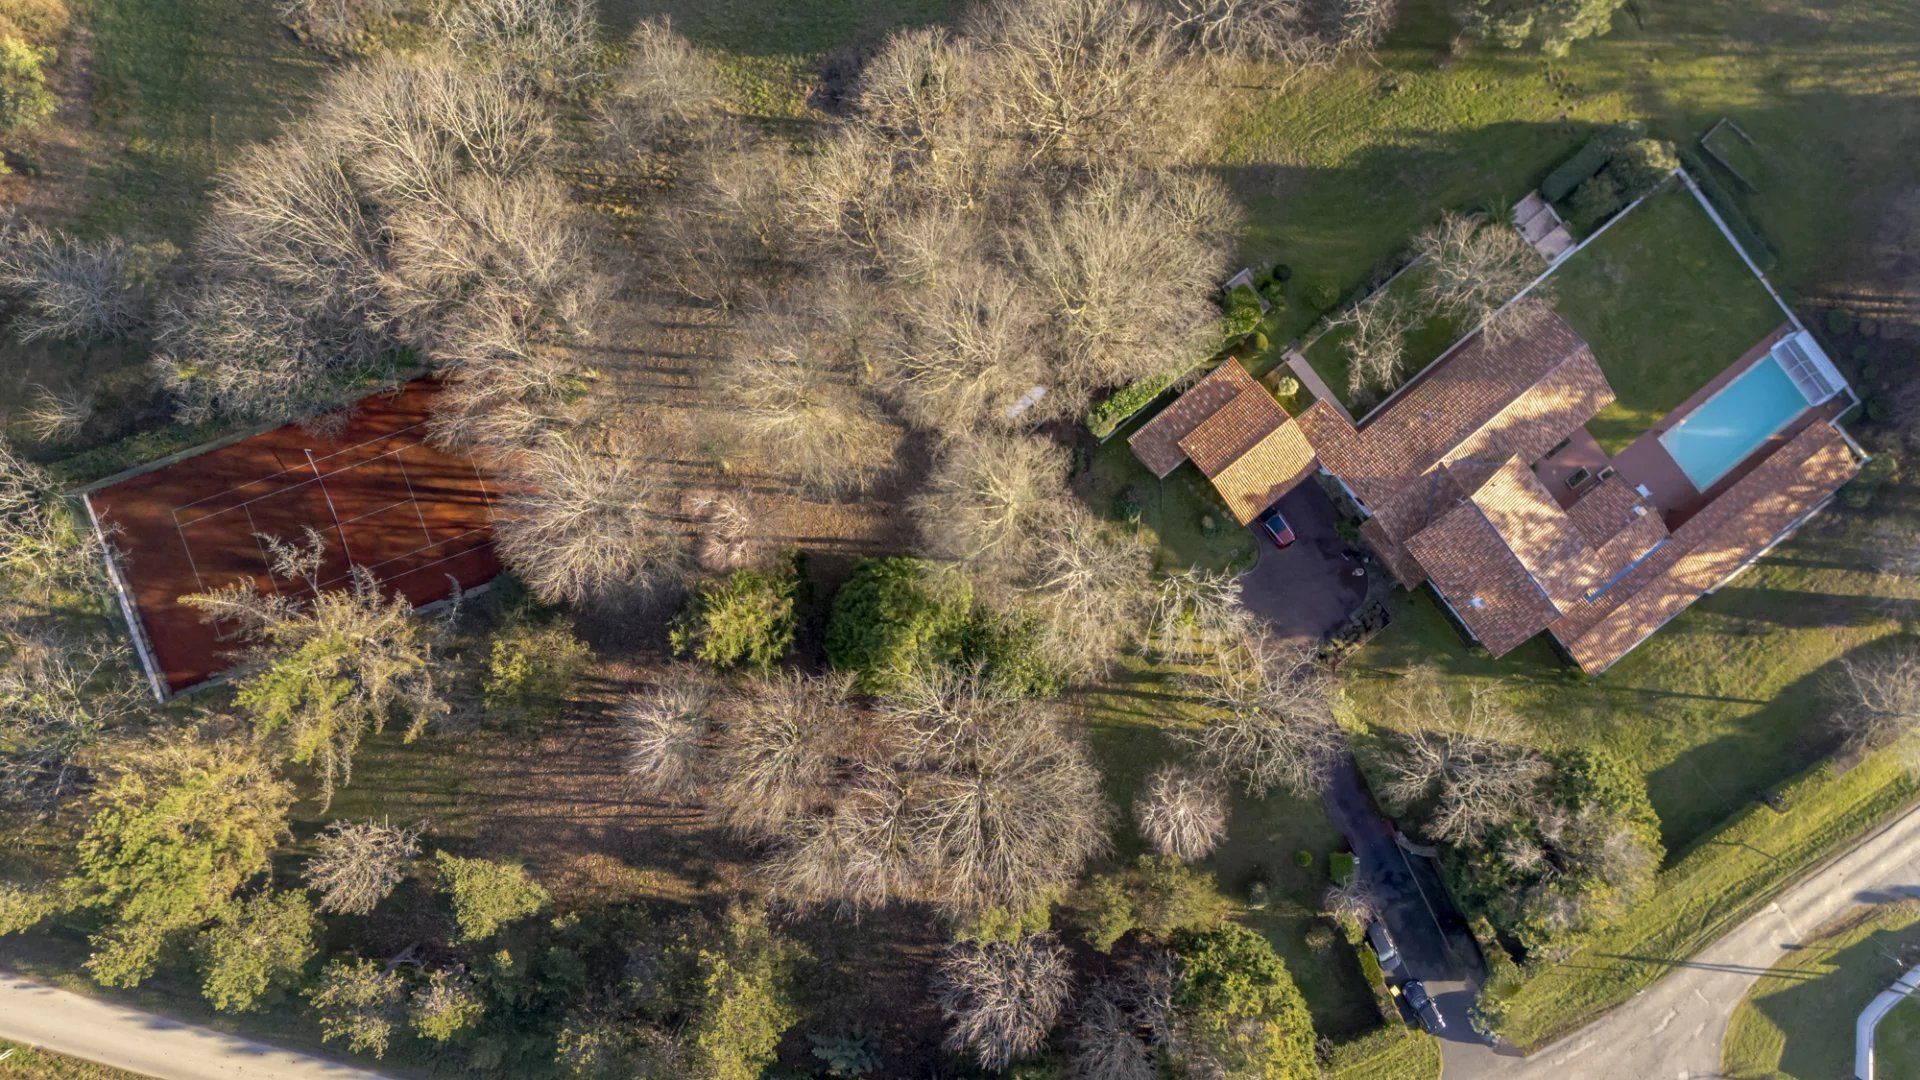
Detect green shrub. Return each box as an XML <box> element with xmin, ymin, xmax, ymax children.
<box><xmin>1542</xmin><ymin>121</ymin><xmax>1645</xmax><ymax>202</ymax></box>
<box><xmin>670</xmin><ymin>557</ymin><xmax>800</xmax><ymax>670</ymax></box>
<box><xmin>1603</xmin><ymin>138</ymin><xmax>1680</xmax><ymax>198</ymax></box>
<box><xmin>824</xmin><ymin>557</ymin><xmax>971</xmax><ymax>693</ymax></box>
<box><xmin>1222</xmin><ymin>284</ymin><xmax>1264</xmax><ymax>342</ymax></box>
<box><xmin>309</xmin><ymin>958</ymin><xmax>406</xmax><ymax>1058</ymax></box>
<box><xmin>0</xmin><ymin>34</ymin><xmax>53</xmax><ymax>133</ymax></box>
<box><xmin>958</xmin><ymin>607</ymin><xmax>1066</xmax><ymax>698</ymax></box>
<box><xmin>195</xmin><ymin>890</ymin><xmax>316</xmax><ymax>1013</ymax></box>
<box><xmin>482</xmin><ymin>614</ymin><xmax>591</xmax><ymax>727</ymax></box>
<box><xmin>1827</xmin><ymin>308</ymin><xmax>1856</xmax><ymax>337</ymax></box>
<box><xmin>680</xmin><ymin>906</ymin><xmax>801</xmax><ymax>1080</ymax></box>
<box><xmin>811</xmin><ymin>1031</ymin><xmax>879</xmax><ymax>1078</ymax></box>
<box><xmin>0</xmin><ymin>0</ymin><xmax>73</xmax><ymax>44</ymax></box>
<box><xmin>434</xmin><ymin>852</ymin><xmax>550</xmax><ymax>942</ymax></box>
<box><xmin>1328</xmin><ymin>852</ymin><xmax>1356</xmax><ymax>884</ymax></box>
<box><xmin>409</xmin><ymin>969</ymin><xmax>485</xmax><ymax>1042</ymax></box>
<box><xmin>1567</xmin><ymin>172</ymin><xmax>1623</xmax><ymax>228</ymax></box>
<box><xmin>1306</xmin><ymin>276</ymin><xmax>1341</xmax><ymax>311</ymax></box>
<box><xmin>1086</xmin><ymin>368</ymin><xmax>1186</xmax><ymax>437</ymax></box>
<box><xmin>1293</xmin><ymin>850</ymin><xmax>1315</xmax><ymax>870</ymax></box>
<box><xmin>1170</xmin><ymin>924</ymin><xmax>1318</xmax><ymax>1080</ymax></box>
<box><xmin>955</xmin><ymin>888</ymin><xmax>1058</xmax><ymax>944</ymax></box>
<box><xmin>1074</xmin><ymin>855</ymin><xmax>1233</xmax><ymax>951</ymax></box>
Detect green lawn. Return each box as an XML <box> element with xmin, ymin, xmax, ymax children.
<box><xmin>1549</xmin><ymin>181</ymin><xmax>1788</xmax><ymax>453</ymax></box>
<box><xmin>1722</xmin><ymin>902</ymin><xmax>1920</xmax><ymax>1078</ymax></box>
<box><xmin>0</xmin><ymin>1041</ymin><xmax>148</xmax><ymax>1080</ymax></box>
<box><xmin>1078</xmin><ymin>656</ymin><xmax>1434</xmax><ymax>1064</ymax></box>
<box><xmin>1080</xmin><ymin>419</ymin><xmax>1259</xmax><ymax>576</ymax></box>
<box><xmin>1300</xmin><ymin>263</ymin><xmax>1466</xmax><ymax>413</ymax></box>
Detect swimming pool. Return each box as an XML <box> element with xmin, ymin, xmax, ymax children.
<box><xmin>1658</xmin><ymin>355</ymin><xmax>1812</xmax><ymax>490</ymax></box>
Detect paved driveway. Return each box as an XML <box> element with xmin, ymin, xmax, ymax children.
<box><xmin>1236</xmin><ymin>483</ymin><xmax>1369</xmax><ymax>640</ymax></box>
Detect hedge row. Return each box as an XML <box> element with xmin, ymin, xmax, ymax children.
<box><xmin>1084</xmin><ymin>367</ymin><xmax>1188</xmax><ymax>439</ymax></box>
<box><xmin>1680</xmin><ymin>149</ymin><xmax>1778</xmax><ymax>272</ymax></box>
<box><xmin>1541</xmin><ymin>121</ymin><xmax>1645</xmax><ymax>202</ymax></box>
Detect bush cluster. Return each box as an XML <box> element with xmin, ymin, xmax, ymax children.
<box><xmin>670</xmin><ymin>556</ymin><xmax>801</xmax><ymax>670</ymax></box>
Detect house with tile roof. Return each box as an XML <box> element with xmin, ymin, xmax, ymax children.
<box><xmin>1128</xmin><ymin>302</ymin><xmax>1862</xmax><ymax>674</ymax></box>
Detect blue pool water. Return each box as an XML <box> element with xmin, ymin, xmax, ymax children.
<box><xmin>1658</xmin><ymin>356</ymin><xmax>1812</xmax><ymax>490</ymax></box>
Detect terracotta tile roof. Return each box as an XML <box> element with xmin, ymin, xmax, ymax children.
<box><xmin>1466</xmin><ymin>458</ymin><xmax>1602</xmax><ymax>611</ymax></box>
<box><xmin>1181</xmin><ymin>386</ymin><xmax>1290</xmax><ymax>477</ymax></box>
<box><xmin>1550</xmin><ymin>422</ymin><xmax>1860</xmax><ymax>672</ymax></box>
<box><xmin>1302</xmin><ymin>306</ymin><xmax>1608</xmax><ymax>512</ymax></box>
<box><xmin>1127</xmin><ymin>360</ymin><xmax>1257</xmax><ymax>478</ymax></box>
<box><xmin>1210</xmin><ymin>421</ymin><xmax>1320</xmax><ymax>524</ymax></box>
<box><xmin>1362</xmin><ymin>517</ymin><xmax>1428</xmax><ymax>588</ymax></box>
<box><xmin>1566</xmin><ymin>476</ymin><xmax>1643</xmax><ymax>546</ymax></box>
<box><xmin>1404</xmin><ymin>499</ymin><xmax>1562</xmax><ymax>657</ymax></box>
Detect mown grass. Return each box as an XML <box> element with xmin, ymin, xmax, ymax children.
<box><xmin>1325</xmin><ymin>1023</ymin><xmax>1444</xmax><ymax>1080</ymax></box>
<box><xmin>1721</xmin><ymin>900</ymin><xmax>1920</xmax><ymax>1079</ymax></box>
<box><xmin>0</xmin><ymin>1041</ymin><xmax>147</xmax><ymax>1080</ymax></box>
<box><xmin>1550</xmin><ymin>181</ymin><xmax>1788</xmax><ymax>454</ymax></box>
<box><xmin>1080</xmin><ymin>421</ymin><xmax>1259</xmax><ymax>575</ymax></box>
<box><xmin>73</xmin><ymin>0</ymin><xmax>326</xmax><ymax>239</ymax></box>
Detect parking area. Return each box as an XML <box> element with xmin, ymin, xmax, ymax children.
<box><xmin>1236</xmin><ymin>482</ymin><xmax>1369</xmax><ymax>641</ymax></box>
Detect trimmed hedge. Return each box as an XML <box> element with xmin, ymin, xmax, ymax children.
<box><xmin>1542</xmin><ymin>121</ymin><xmax>1645</xmax><ymax>202</ymax></box>
<box><xmin>1679</xmin><ymin>149</ymin><xmax>1778</xmax><ymax>272</ymax></box>
<box><xmin>1085</xmin><ymin>367</ymin><xmax>1188</xmax><ymax>439</ymax></box>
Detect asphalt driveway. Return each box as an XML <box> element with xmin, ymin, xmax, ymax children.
<box><xmin>1236</xmin><ymin>482</ymin><xmax>1369</xmax><ymax>640</ymax></box>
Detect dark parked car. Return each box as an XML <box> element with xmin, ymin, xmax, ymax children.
<box><xmin>1401</xmin><ymin>979</ymin><xmax>1446</xmax><ymax>1034</ymax></box>
<box><xmin>1256</xmin><ymin>507</ymin><xmax>1296</xmax><ymax>549</ymax></box>
<box><xmin>1366</xmin><ymin>920</ymin><xmax>1402</xmax><ymax>975</ymax></box>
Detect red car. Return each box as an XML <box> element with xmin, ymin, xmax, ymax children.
<box><xmin>1257</xmin><ymin>508</ymin><xmax>1296</xmax><ymax>549</ymax></box>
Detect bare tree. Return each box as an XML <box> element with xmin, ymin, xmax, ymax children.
<box><xmin>1134</xmin><ymin>764</ymin><xmax>1228</xmax><ymax>861</ymax></box>
<box><xmin>683</xmin><ymin>489</ymin><xmax>755</xmax><ymax>572</ymax></box>
<box><xmin>1376</xmin><ymin>670</ymin><xmax>1546</xmax><ymax>843</ymax></box>
<box><xmin>722</xmin><ymin>292</ymin><xmax>897</xmax><ymax>497</ymax></box>
<box><xmin>1333</xmin><ymin>289</ymin><xmax>1417</xmax><ymax>399</ymax></box>
<box><xmin>935</xmin><ymin>933</ymin><xmax>1074</xmax><ymax>1073</ymax></box>
<box><xmin>0</xmin><ymin>443</ymin><xmax>104</xmax><ymax>605</ymax></box>
<box><xmin>19</xmin><ymin>385</ymin><xmax>93</xmax><ymax>443</ymax></box>
<box><xmin>0</xmin><ymin>221</ymin><xmax>146</xmax><ymax>344</ymax></box>
<box><xmin>434</xmin><ymin>0</ymin><xmax>600</xmax><ymax>93</ymax></box>
<box><xmin>1182</xmin><ymin>632</ymin><xmax>1344</xmax><ymax>797</ymax></box>
<box><xmin>910</xmin><ymin>435</ymin><xmax>1068</xmax><ymax>574</ymax></box>
<box><xmin>1160</xmin><ymin>0</ymin><xmax>1396</xmax><ymax>66</ymax></box>
<box><xmin>1831</xmin><ymin>644</ymin><xmax>1920</xmax><ymax>752</ymax></box>
<box><xmin>493</xmin><ymin>437</ymin><xmax>686</xmax><ymax>606</ymax></box>
<box><xmin>1020</xmin><ymin>504</ymin><xmax>1153</xmax><ymax>676</ymax></box>
<box><xmin>621</xmin><ymin>665</ymin><xmax>717</xmax><ymax>799</ymax></box>
<box><xmin>965</xmin><ymin>0</ymin><xmax>1209</xmax><ymax>164</ymax></box>
<box><xmin>1413</xmin><ymin>211</ymin><xmax>1542</xmax><ymax>327</ymax></box>
<box><xmin>0</xmin><ymin>631</ymin><xmax>145</xmax><ymax>812</ymax></box>
<box><xmin>599</xmin><ymin>17</ymin><xmax>725</xmax><ymax>156</ymax></box>
<box><xmin>713</xmin><ymin>671</ymin><xmax>856</xmax><ymax>838</ymax></box>
<box><xmin>1068</xmin><ymin>985</ymin><xmax>1155</xmax><ymax>1080</ymax></box>
<box><xmin>1322</xmin><ymin>873</ymin><xmax>1380</xmax><ymax>926</ymax></box>
<box><xmin>1013</xmin><ymin>167</ymin><xmax>1238</xmax><ymax>409</ymax></box>
<box><xmin>856</xmin><ymin>28</ymin><xmax>1007</xmax><ymax>201</ymax></box>
<box><xmin>304</xmin><ymin>820</ymin><xmax>422</xmax><ymax>915</ymax></box>
<box><xmin>1144</xmin><ymin>568</ymin><xmax>1251</xmax><ymax>662</ymax></box>
<box><xmin>884</xmin><ymin>261</ymin><xmax>1049</xmax><ymax>432</ymax></box>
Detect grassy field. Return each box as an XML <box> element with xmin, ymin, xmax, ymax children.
<box><xmin>1551</xmin><ymin>181</ymin><xmax>1788</xmax><ymax>453</ymax></box>
<box><xmin>0</xmin><ymin>1042</ymin><xmax>147</xmax><ymax>1080</ymax></box>
<box><xmin>1722</xmin><ymin>902</ymin><xmax>1920</xmax><ymax>1078</ymax></box>
<box><xmin>1220</xmin><ymin>0</ymin><xmax>1920</xmax><ymax>351</ymax></box>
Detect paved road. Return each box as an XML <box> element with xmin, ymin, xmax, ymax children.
<box><xmin>1236</xmin><ymin>483</ymin><xmax>1369</xmax><ymax>640</ymax></box>
<box><xmin>0</xmin><ymin>973</ymin><xmax>390</xmax><ymax>1080</ymax></box>
<box><xmin>1320</xmin><ymin>754</ymin><xmax>1489</xmax><ymax>1045</ymax></box>
<box><xmin>1452</xmin><ymin>797</ymin><xmax>1920</xmax><ymax>1079</ymax></box>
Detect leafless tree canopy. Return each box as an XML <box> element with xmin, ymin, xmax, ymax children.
<box><xmin>0</xmin><ymin>443</ymin><xmax>104</xmax><ymax>607</ymax></box>
<box><xmin>935</xmin><ymin>932</ymin><xmax>1074</xmax><ymax>1072</ymax></box>
<box><xmin>493</xmin><ymin>439</ymin><xmax>685</xmax><ymax>606</ymax></box>
<box><xmin>1183</xmin><ymin>632</ymin><xmax>1344</xmax><ymax>797</ymax></box>
<box><xmin>1333</xmin><ymin>289</ymin><xmax>1417</xmax><ymax>400</ymax></box>
<box><xmin>600</xmin><ymin>17</ymin><xmax>725</xmax><ymax>156</ymax></box>
<box><xmin>304</xmin><ymin>819</ymin><xmax>422</xmax><ymax>915</ymax></box>
<box><xmin>277</xmin><ymin>0</ymin><xmax>405</xmax><ymax>52</ymax></box>
<box><xmin>0</xmin><ymin>631</ymin><xmax>145</xmax><ymax>813</ymax></box>
<box><xmin>1134</xmin><ymin>764</ymin><xmax>1229</xmax><ymax>861</ymax></box>
<box><xmin>714</xmin><ymin>671</ymin><xmax>856</xmax><ymax>837</ymax></box>
<box><xmin>1322</xmin><ymin>873</ymin><xmax>1380</xmax><ymax>926</ymax></box>
<box><xmin>1161</xmin><ymin>0</ymin><xmax>1398</xmax><ymax>65</ymax></box>
<box><xmin>1144</xmin><ymin>568</ymin><xmax>1252</xmax><ymax>662</ymax></box>
<box><xmin>434</xmin><ymin>0</ymin><xmax>599</xmax><ymax>92</ymax></box>
<box><xmin>1413</xmin><ymin>211</ymin><xmax>1542</xmax><ymax>328</ymax></box>
<box><xmin>622</xmin><ymin>664</ymin><xmax>717</xmax><ymax>798</ymax></box>
<box><xmin>1019</xmin><ymin>505</ymin><xmax>1154</xmax><ymax>677</ymax></box>
<box><xmin>0</xmin><ymin>220</ymin><xmax>147</xmax><ymax>344</ymax></box>
<box><xmin>1376</xmin><ymin>670</ymin><xmax>1547</xmax><ymax>843</ymax></box>
<box><xmin>910</xmin><ymin>435</ymin><xmax>1069</xmax><ymax>574</ymax></box>
<box><xmin>1830</xmin><ymin>644</ymin><xmax>1920</xmax><ymax>752</ymax></box>
<box><xmin>1069</xmin><ymin>954</ymin><xmax>1174</xmax><ymax>1080</ymax></box>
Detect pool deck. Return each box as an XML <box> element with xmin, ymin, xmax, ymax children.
<box><xmin>1600</xmin><ymin>324</ymin><xmax>1824</xmax><ymax>528</ymax></box>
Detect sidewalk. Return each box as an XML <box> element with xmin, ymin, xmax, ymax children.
<box><xmin>0</xmin><ymin>974</ymin><xmax>390</xmax><ymax>1080</ymax></box>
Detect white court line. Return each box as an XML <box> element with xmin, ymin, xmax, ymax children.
<box><xmin>306</xmin><ymin>527</ymin><xmax>493</xmax><ymax>593</ymax></box>
<box><xmin>169</xmin><ymin>420</ymin><xmax>432</xmax><ymax>514</ymax></box>
<box><xmin>242</xmin><ymin>505</ymin><xmax>284</xmax><ymax>597</ymax></box>
<box><xmin>304</xmin><ymin>450</ymin><xmax>356</xmax><ymax>567</ymax></box>
<box><xmin>393</xmin><ymin>453</ymin><xmax>437</xmax><ymax>545</ymax></box>
<box><xmin>173</xmin><ymin>440</ymin><xmax>421</xmax><ymax>528</ymax></box>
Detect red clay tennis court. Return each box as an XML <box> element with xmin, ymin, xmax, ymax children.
<box><xmin>84</xmin><ymin>381</ymin><xmax>509</xmax><ymax>700</ymax></box>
